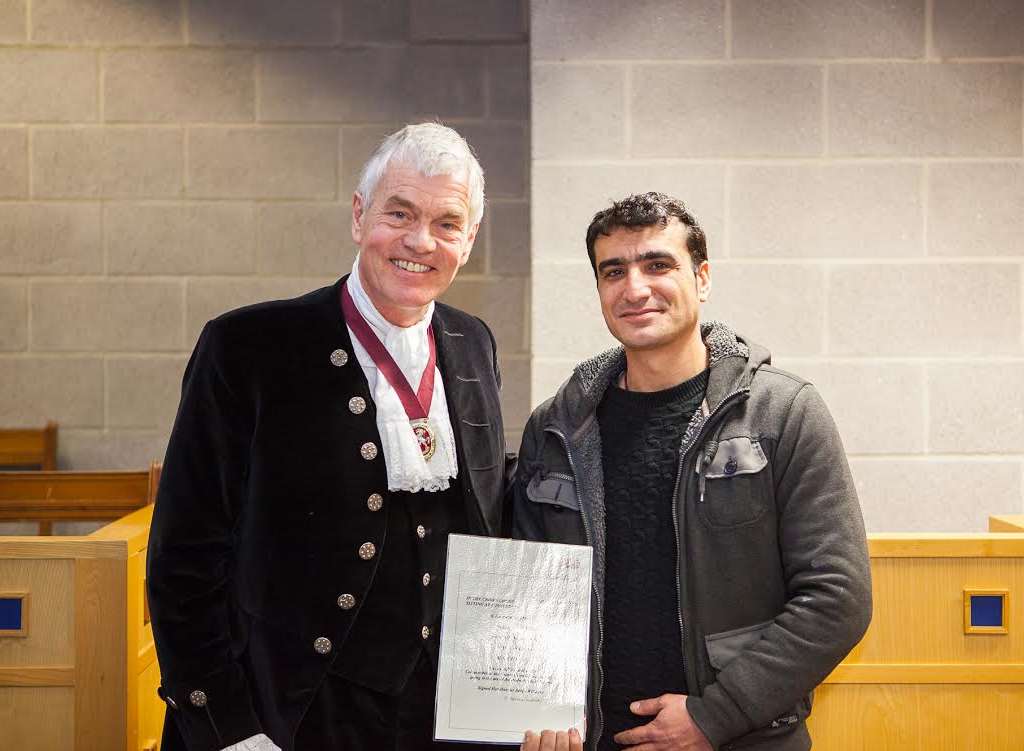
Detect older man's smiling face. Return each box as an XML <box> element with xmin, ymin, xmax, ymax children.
<box><xmin>352</xmin><ymin>163</ymin><xmax>478</xmax><ymax>326</ymax></box>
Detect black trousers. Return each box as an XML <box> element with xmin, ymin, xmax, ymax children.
<box><xmin>295</xmin><ymin>653</ymin><xmax>495</xmax><ymax>751</ymax></box>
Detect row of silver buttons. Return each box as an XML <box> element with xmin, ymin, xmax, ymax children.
<box><xmin>314</xmin><ymin>347</ymin><xmax>432</xmax><ymax>655</ymax></box>
<box><xmin>187</xmin><ymin>351</ymin><xmax>383</xmax><ymax>704</ymax></box>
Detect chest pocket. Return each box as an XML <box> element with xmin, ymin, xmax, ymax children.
<box><xmin>526</xmin><ymin>474</ymin><xmax>579</xmax><ymax>512</ymax></box>
<box><xmin>698</xmin><ymin>435</ymin><xmax>770</xmax><ymax>529</ymax></box>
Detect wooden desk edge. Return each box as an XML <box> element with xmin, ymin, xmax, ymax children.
<box><xmin>0</xmin><ymin>537</ymin><xmax>128</xmax><ymax>559</ymax></box>
<box><xmin>989</xmin><ymin>515</ymin><xmax>1024</xmax><ymax>533</ymax></box>
<box><xmin>868</xmin><ymin>533</ymin><xmax>1024</xmax><ymax>557</ymax></box>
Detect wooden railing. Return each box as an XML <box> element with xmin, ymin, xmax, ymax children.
<box><xmin>0</xmin><ymin>421</ymin><xmax>57</xmax><ymax>470</ymax></box>
<box><xmin>0</xmin><ymin>463</ymin><xmax>160</xmax><ymax>535</ymax></box>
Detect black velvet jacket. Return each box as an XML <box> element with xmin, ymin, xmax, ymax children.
<box><xmin>147</xmin><ymin>278</ymin><xmax>507</xmax><ymax>751</ymax></box>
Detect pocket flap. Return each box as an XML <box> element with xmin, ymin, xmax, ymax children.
<box><xmin>525</xmin><ymin>474</ymin><xmax>579</xmax><ymax>511</ymax></box>
<box><xmin>704</xmin><ymin>436</ymin><xmax>767</xmax><ymax>479</ymax></box>
<box><xmin>704</xmin><ymin>620</ymin><xmax>772</xmax><ymax>670</ymax></box>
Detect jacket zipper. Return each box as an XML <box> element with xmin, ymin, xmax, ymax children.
<box><xmin>670</xmin><ymin>390</ymin><xmax>747</xmax><ymax>696</ymax></box>
<box><xmin>546</xmin><ymin>427</ymin><xmax>604</xmax><ymax>750</ymax></box>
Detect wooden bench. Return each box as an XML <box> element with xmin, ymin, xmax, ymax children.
<box><xmin>0</xmin><ymin>422</ymin><xmax>58</xmax><ymax>471</ymax></box>
<box><xmin>0</xmin><ymin>463</ymin><xmax>160</xmax><ymax>536</ymax></box>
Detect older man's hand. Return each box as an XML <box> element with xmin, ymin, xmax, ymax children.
<box><xmin>520</xmin><ymin>728</ymin><xmax>583</xmax><ymax>751</ymax></box>
<box><xmin>612</xmin><ymin>694</ymin><xmax>712</xmax><ymax>750</ymax></box>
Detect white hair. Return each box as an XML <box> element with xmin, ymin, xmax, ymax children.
<box><xmin>356</xmin><ymin>122</ymin><xmax>486</xmax><ymax>227</ymax></box>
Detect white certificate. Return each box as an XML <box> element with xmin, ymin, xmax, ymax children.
<box><xmin>434</xmin><ymin>534</ymin><xmax>592</xmax><ymax>745</ymax></box>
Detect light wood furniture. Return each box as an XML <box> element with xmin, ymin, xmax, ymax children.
<box><xmin>0</xmin><ymin>504</ymin><xmax>163</xmax><ymax>751</ymax></box>
<box><xmin>0</xmin><ymin>422</ymin><xmax>58</xmax><ymax>471</ymax></box>
<box><xmin>0</xmin><ymin>463</ymin><xmax>160</xmax><ymax>536</ymax></box>
<box><xmin>1</xmin><ymin>505</ymin><xmax>1022</xmax><ymax>749</ymax></box>
<box><xmin>809</xmin><ymin>530</ymin><xmax>1024</xmax><ymax>750</ymax></box>
<box><xmin>990</xmin><ymin>515</ymin><xmax>1024</xmax><ymax>533</ymax></box>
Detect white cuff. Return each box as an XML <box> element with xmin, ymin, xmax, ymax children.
<box><xmin>220</xmin><ymin>734</ymin><xmax>280</xmax><ymax>751</ymax></box>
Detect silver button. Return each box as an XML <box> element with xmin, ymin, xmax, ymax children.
<box><xmin>367</xmin><ymin>493</ymin><xmax>383</xmax><ymax>512</ymax></box>
<box><xmin>189</xmin><ymin>689</ymin><xmax>207</xmax><ymax>708</ymax></box>
<box><xmin>330</xmin><ymin>349</ymin><xmax>349</xmax><ymax>367</ymax></box>
<box><xmin>164</xmin><ymin>694</ymin><xmax>178</xmax><ymax>710</ymax></box>
<box><xmin>422</xmin><ymin>573</ymin><xmax>431</xmax><ymax>587</ymax></box>
<box><xmin>314</xmin><ymin>636</ymin><xmax>332</xmax><ymax>655</ymax></box>
<box><xmin>337</xmin><ymin>593</ymin><xmax>356</xmax><ymax>610</ymax></box>
<box><xmin>358</xmin><ymin>542</ymin><xmax>376</xmax><ymax>560</ymax></box>
<box><xmin>348</xmin><ymin>396</ymin><xmax>367</xmax><ymax>414</ymax></box>
<box><xmin>360</xmin><ymin>442</ymin><xmax>378</xmax><ymax>460</ymax></box>
<box><xmin>421</xmin><ymin>625</ymin><xmax>430</xmax><ymax>640</ymax></box>
<box><xmin>416</xmin><ymin>524</ymin><xmax>426</xmax><ymax>539</ymax></box>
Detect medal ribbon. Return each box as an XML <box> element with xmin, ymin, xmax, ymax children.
<box><xmin>340</xmin><ymin>281</ymin><xmax>436</xmax><ymax>421</ymax></box>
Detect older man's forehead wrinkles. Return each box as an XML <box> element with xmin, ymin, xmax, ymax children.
<box><xmin>436</xmin><ymin>207</ymin><xmax>468</xmax><ymax>222</ymax></box>
<box><xmin>381</xmin><ymin>195</ymin><xmax>418</xmax><ymax>213</ymax></box>
<box><xmin>382</xmin><ymin>190</ymin><xmax>469</xmax><ymax>220</ymax></box>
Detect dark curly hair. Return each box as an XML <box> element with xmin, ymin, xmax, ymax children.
<box><xmin>585</xmin><ymin>192</ymin><xmax>707</xmax><ymax>277</ymax></box>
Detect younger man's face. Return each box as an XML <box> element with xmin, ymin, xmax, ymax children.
<box><xmin>593</xmin><ymin>219</ymin><xmax>710</xmax><ymax>353</ymax></box>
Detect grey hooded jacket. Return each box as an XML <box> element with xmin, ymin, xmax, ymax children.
<box><xmin>511</xmin><ymin>322</ymin><xmax>872</xmax><ymax>751</ymax></box>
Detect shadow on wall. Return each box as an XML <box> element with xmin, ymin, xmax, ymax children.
<box><xmin>107</xmin><ymin>0</ymin><xmax>532</xmax><ymax>224</ymax></box>
<box><xmin>93</xmin><ymin>0</ymin><xmax>529</xmax><ymax>128</ymax></box>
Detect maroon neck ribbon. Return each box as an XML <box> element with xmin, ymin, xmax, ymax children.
<box><xmin>341</xmin><ymin>281</ymin><xmax>436</xmax><ymax>421</ymax></box>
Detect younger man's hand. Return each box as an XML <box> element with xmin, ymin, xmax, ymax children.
<box><xmin>613</xmin><ymin>694</ymin><xmax>712</xmax><ymax>750</ymax></box>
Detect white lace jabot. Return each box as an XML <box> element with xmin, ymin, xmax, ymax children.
<box><xmin>346</xmin><ymin>255</ymin><xmax>458</xmax><ymax>493</ymax></box>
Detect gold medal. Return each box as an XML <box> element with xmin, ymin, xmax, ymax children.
<box><xmin>411</xmin><ymin>418</ymin><xmax>436</xmax><ymax>462</ymax></box>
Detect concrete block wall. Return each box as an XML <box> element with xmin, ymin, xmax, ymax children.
<box><xmin>530</xmin><ymin>0</ymin><xmax>1024</xmax><ymax>531</ymax></box>
<box><xmin>0</xmin><ymin>0</ymin><xmax>530</xmax><ymax>474</ymax></box>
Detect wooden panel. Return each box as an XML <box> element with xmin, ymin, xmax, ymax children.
<box><xmin>91</xmin><ymin>505</ymin><xmax>154</xmax><ymax>557</ymax></box>
<box><xmin>137</xmin><ymin>653</ymin><xmax>165</xmax><ymax>751</ymax></box>
<box><xmin>0</xmin><ymin>537</ymin><xmax>127</xmax><ymax>560</ymax></box>
<box><xmin>0</xmin><ymin>686</ymin><xmax>75</xmax><ymax>749</ymax></box>
<box><xmin>130</xmin><ymin>550</ymin><xmax>155</xmax><ymax>666</ymax></box>
<box><xmin>0</xmin><ymin>664</ymin><xmax>74</xmax><ymax>686</ymax></box>
<box><xmin>0</xmin><ymin>422</ymin><xmax>57</xmax><ymax>470</ymax></box>
<box><xmin>126</xmin><ymin>549</ymin><xmax>148</xmax><ymax>751</ymax></box>
<box><xmin>991</xmin><ymin>515</ymin><xmax>1024</xmax><ymax>533</ymax></box>
<box><xmin>75</xmin><ymin>558</ymin><xmax>126</xmax><ymax>751</ymax></box>
<box><xmin>0</xmin><ymin>470</ymin><xmax>151</xmax><ymax>521</ymax></box>
<box><xmin>826</xmin><ymin>663</ymin><xmax>1024</xmax><ymax>684</ymax></box>
<box><xmin>846</xmin><ymin>557</ymin><xmax>1023</xmax><ymax>665</ymax></box>
<box><xmin>0</xmin><ymin>558</ymin><xmax>73</xmax><ymax>664</ymax></box>
<box><xmin>868</xmin><ymin>534</ymin><xmax>1024</xmax><ymax>558</ymax></box>
<box><xmin>808</xmin><ymin>684</ymin><xmax>1024</xmax><ymax>751</ymax></box>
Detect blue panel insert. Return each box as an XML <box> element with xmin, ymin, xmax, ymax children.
<box><xmin>0</xmin><ymin>597</ymin><xmax>23</xmax><ymax>631</ymax></box>
<box><xmin>970</xmin><ymin>595</ymin><xmax>1004</xmax><ymax>628</ymax></box>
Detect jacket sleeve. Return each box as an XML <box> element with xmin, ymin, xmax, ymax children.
<box><xmin>476</xmin><ymin>313</ymin><xmax>521</xmax><ymax>536</ymax></box>
<box><xmin>686</xmin><ymin>384</ymin><xmax>873</xmax><ymax>749</ymax></box>
<box><xmin>510</xmin><ymin>413</ymin><xmax>546</xmax><ymax>542</ymax></box>
<box><xmin>147</xmin><ymin>320</ymin><xmax>263</xmax><ymax>750</ymax></box>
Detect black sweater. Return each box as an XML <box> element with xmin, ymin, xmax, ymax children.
<box><xmin>596</xmin><ymin>368</ymin><xmax>708</xmax><ymax>749</ymax></box>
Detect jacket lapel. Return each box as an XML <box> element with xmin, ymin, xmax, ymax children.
<box><xmin>432</xmin><ymin>307</ymin><xmax>493</xmax><ymax>535</ymax></box>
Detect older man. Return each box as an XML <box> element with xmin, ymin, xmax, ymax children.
<box><xmin>515</xmin><ymin>193</ymin><xmax>871</xmax><ymax>751</ymax></box>
<box><xmin>149</xmin><ymin>124</ymin><xmax>507</xmax><ymax>751</ymax></box>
